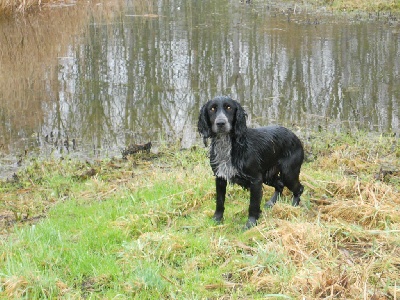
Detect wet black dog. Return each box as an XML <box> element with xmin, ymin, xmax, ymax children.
<box><xmin>198</xmin><ymin>96</ymin><xmax>304</xmax><ymax>229</ymax></box>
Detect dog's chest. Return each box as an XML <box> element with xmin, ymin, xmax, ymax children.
<box><xmin>210</xmin><ymin>136</ymin><xmax>238</xmax><ymax>181</ymax></box>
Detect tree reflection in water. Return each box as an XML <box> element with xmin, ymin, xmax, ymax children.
<box><xmin>0</xmin><ymin>0</ymin><xmax>399</xmax><ymax>177</ymax></box>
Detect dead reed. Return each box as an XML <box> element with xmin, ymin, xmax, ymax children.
<box><xmin>0</xmin><ymin>0</ymin><xmax>54</xmax><ymax>15</ymax></box>
<box><xmin>0</xmin><ymin>0</ymin><xmax>154</xmax><ymax>15</ymax></box>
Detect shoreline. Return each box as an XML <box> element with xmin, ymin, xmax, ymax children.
<box><xmin>1</xmin><ymin>0</ymin><xmax>399</xmax><ymax>17</ymax></box>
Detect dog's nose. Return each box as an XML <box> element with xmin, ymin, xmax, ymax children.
<box><xmin>216</xmin><ymin>120</ymin><xmax>226</xmax><ymax>127</ymax></box>
<box><xmin>215</xmin><ymin>113</ymin><xmax>229</xmax><ymax>130</ymax></box>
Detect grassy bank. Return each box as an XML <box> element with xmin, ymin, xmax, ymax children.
<box><xmin>284</xmin><ymin>0</ymin><xmax>400</xmax><ymax>12</ymax></box>
<box><xmin>319</xmin><ymin>0</ymin><xmax>400</xmax><ymax>12</ymax></box>
<box><xmin>0</xmin><ymin>131</ymin><xmax>399</xmax><ymax>298</ymax></box>
<box><xmin>1</xmin><ymin>0</ymin><xmax>399</xmax><ymax>16</ymax></box>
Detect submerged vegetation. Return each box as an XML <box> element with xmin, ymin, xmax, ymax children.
<box><xmin>0</xmin><ymin>131</ymin><xmax>399</xmax><ymax>298</ymax></box>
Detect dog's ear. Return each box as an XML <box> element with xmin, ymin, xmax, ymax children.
<box><xmin>198</xmin><ymin>102</ymin><xmax>211</xmax><ymax>139</ymax></box>
<box><xmin>233</xmin><ymin>101</ymin><xmax>247</xmax><ymax>136</ymax></box>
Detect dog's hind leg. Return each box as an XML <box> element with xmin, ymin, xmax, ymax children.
<box><xmin>282</xmin><ymin>167</ymin><xmax>303</xmax><ymax>207</ymax></box>
<box><xmin>280</xmin><ymin>148</ymin><xmax>304</xmax><ymax>206</ymax></box>
<box><xmin>291</xmin><ymin>183</ymin><xmax>304</xmax><ymax>206</ymax></box>
<box><xmin>264</xmin><ymin>178</ymin><xmax>284</xmax><ymax>208</ymax></box>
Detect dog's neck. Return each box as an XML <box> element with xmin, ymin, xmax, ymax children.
<box><xmin>210</xmin><ymin>134</ymin><xmax>238</xmax><ymax>181</ymax></box>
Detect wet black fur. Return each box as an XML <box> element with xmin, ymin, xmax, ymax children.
<box><xmin>198</xmin><ymin>96</ymin><xmax>304</xmax><ymax>229</ymax></box>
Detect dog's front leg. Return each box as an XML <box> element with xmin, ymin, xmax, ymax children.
<box><xmin>245</xmin><ymin>179</ymin><xmax>263</xmax><ymax>229</ymax></box>
<box><xmin>213</xmin><ymin>177</ymin><xmax>227</xmax><ymax>223</ymax></box>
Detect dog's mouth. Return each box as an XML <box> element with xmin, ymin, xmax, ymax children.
<box><xmin>212</xmin><ymin>122</ymin><xmax>231</xmax><ymax>134</ymax></box>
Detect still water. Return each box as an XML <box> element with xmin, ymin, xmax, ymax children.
<box><xmin>0</xmin><ymin>0</ymin><xmax>399</xmax><ymax>178</ymax></box>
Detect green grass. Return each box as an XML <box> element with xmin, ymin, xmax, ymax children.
<box><xmin>1</xmin><ymin>131</ymin><xmax>399</xmax><ymax>298</ymax></box>
<box><xmin>323</xmin><ymin>0</ymin><xmax>400</xmax><ymax>12</ymax></box>
<box><xmin>2</xmin><ymin>0</ymin><xmax>399</xmax><ymax>16</ymax></box>
<box><xmin>279</xmin><ymin>0</ymin><xmax>400</xmax><ymax>12</ymax></box>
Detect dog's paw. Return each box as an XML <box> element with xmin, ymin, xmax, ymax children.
<box><xmin>292</xmin><ymin>196</ymin><xmax>300</xmax><ymax>207</ymax></box>
<box><xmin>264</xmin><ymin>200</ymin><xmax>275</xmax><ymax>209</ymax></box>
<box><xmin>212</xmin><ymin>212</ymin><xmax>224</xmax><ymax>224</ymax></box>
<box><xmin>244</xmin><ymin>217</ymin><xmax>257</xmax><ymax>230</ymax></box>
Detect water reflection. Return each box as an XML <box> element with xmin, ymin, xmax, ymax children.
<box><xmin>0</xmin><ymin>0</ymin><xmax>399</xmax><ymax>178</ymax></box>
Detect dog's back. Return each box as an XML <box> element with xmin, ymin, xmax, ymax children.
<box><xmin>249</xmin><ymin>125</ymin><xmax>303</xmax><ymax>163</ymax></box>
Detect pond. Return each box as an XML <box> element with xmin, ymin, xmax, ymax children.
<box><xmin>0</xmin><ymin>0</ymin><xmax>399</xmax><ymax>178</ymax></box>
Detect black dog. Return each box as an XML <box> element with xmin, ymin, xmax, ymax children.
<box><xmin>198</xmin><ymin>96</ymin><xmax>304</xmax><ymax>229</ymax></box>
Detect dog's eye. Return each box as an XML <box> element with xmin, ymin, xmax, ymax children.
<box><xmin>226</xmin><ymin>105</ymin><xmax>231</xmax><ymax>110</ymax></box>
<box><xmin>210</xmin><ymin>106</ymin><xmax>216</xmax><ymax>112</ymax></box>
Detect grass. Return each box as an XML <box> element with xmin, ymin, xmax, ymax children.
<box><xmin>0</xmin><ymin>130</ymin><xmax>399</xmax><ymax>298</ymax></box>
<box><xmin>1</xmin><ymin>0</ymin><xmax>399</xmax><ymax>16</ymax></box>
<box><xmin>318</xmin><ymin>0</ymin><xmax>400</xmax><ymax>12</ymax></box>
<box><xmin>279</xmin><ymin>0</ymin><xmax>400</xmax><ymax>12</ymax></box>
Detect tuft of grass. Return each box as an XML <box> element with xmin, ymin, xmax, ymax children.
<box><xmin>0</xmin><ymin>131</ymin><xmax>399</xmax><ymax>298</ymax></box>
<box><xmin>326</xmin><ymin>0</ymin><xmax>400</xmax><ymax>12</ymax></box>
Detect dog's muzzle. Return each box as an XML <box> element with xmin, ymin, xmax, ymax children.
<box><xmin>212</xmin><ymin>112</ymin><xmax>231</xmax><ymax>134</ymax></box>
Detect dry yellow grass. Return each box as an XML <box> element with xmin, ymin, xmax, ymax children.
<box><xmin>236</xmin><ymin>131</ymin><xmax>400</xmax><ymax>298</ymax></box>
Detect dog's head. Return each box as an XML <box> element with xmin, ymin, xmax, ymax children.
<box><xmin>198</xmin><ymin>96</ymin><xmax>247</xmax><ymax>139</ymax></box>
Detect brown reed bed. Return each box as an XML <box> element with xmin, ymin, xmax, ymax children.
<box><xmin>0</xmin><ymin>0</ymin><xmax>154</xmax><ymax>16</ymax></box>
<box><xmin>0</xmin><ymin>0</ymin><xmax>55</xmax><ymax>15</ymax></box>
